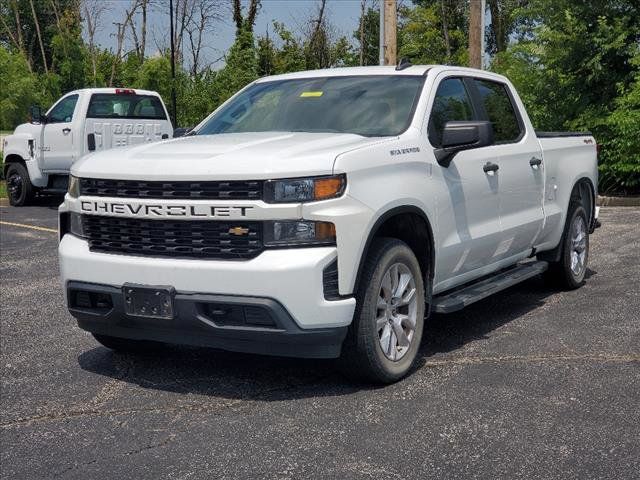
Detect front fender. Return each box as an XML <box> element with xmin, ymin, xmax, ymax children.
<box><xmin>3</xmin><ymin>133</ymin><xmax>34</xmax><ymax>161</ymax></box>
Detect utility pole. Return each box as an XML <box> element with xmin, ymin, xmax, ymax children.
<box><xmin>468</xmin><ymin>0</ymin><xmax>482</xmax><ymax>69</ymax></box>
<box><xmin>383</xmin><ymin>0</ymin><xmax>396</xmax><ymax>66</ymax></box>
<box><xmin>169</xmin><ymin>0</ymin><xmax>178</xmax><ymax>127</ymax></box>
<box><xmin>379</xmin><ymin>0</ymin><xmax>385</xmax><ymax>65</ymax></box>
<box><xmin>480</xmin><ymin>0</ymin><xmax>486</xmax><ymax>69</ymax></box>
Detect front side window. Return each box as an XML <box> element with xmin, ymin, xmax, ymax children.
<box><xmin>47</xmin><ymin>94</ymin><xmax>79</xmax><ymax>123</ymax></box>
<box><xmin>87</xmin><ymin>94</ymin><xmax>167</xmax><ymax>120</ymax></box>
<box><xmin>428</xmin><ymin>78</ymin><xmax>475</xmax><ymax>147</ymax></box>
<box><xmin>196</xmin><ymin>76</ymin><xmax>425</xmax><ymax>137</ymax></box>
<box><xmin>474</xmin><ymin>79</ymin><xmax>522</xmax><ymax>143</ymax></box>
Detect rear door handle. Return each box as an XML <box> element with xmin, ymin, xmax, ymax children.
<box><xmin>62</xmin><ymin>128</ymin><xmax>71</xmax><ymax>134</ymax></box>
<box><xmin>529</xmin><ymin>157</ymin><xmax>542</xmax><ymax>167</ymax></box>
<box><xmin>483</xmin><ymin>162</ymin><xmax>499</xmax><ymax>174</ymax></box>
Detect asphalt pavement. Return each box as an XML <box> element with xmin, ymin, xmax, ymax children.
<box><xmin>1</xmin><ymin>198</ymin><xmax>639</xmax><ymax>480</ymax></box>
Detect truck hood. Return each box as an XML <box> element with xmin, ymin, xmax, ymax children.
<box><xmin>72</xmin><ymin>132</ymin><xmax>390</xmax><ymax>180</ymax></box>
<box><xmin>12</xmin><ymin>122</ymin><xmax>41</xmax><ymax>137</ymax></box>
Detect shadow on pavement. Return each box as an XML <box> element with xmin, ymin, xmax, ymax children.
<box><xmin>77</xmin><ymin>272</ymin><xmax>595</xmax><ymax>400</ymax></box>
<box><xmin>32</xmin><ymin>194</ymin><xmax>65</xmax><ymax>208</ymax></box>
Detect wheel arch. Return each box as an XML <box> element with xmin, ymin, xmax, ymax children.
<box><xmin>539</xmin><ymin>176</ymin><xmax>596</xmax><ymax>263</ymax></box>
<box><xmin>570</xmin><ymin>177</ymin><xmax>596</xmax><ymax>232</ymax></box>
<box><xmin>3</xmin><ymin>154</ymin><xmax>26</xmax><ymax>178</ymax></box>
<box><xmin>353</xmin><ymin>205</ymin><xmax>435</xmax><ymax>308</ymax></box>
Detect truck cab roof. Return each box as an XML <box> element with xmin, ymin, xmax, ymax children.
<box><xmin>62</xmin><ymin>88</ymin><xmax>163</xmax><ymax>97</ymax></box>
<box><xmin>256</xmin><ymin>65</ymin><xmax>510</xmax><ymax>84</ymax></box>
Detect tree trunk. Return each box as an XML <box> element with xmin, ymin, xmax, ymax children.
<box><xmin>487</xmin><ymin>0</ymin><xmax>506</xmax><ymax>53</ymax></box>
<box><xmin>441</xmin><ymin>0</ymin><xmax>451</xmax><ymax>62</ymax></box>
<box><xmin>29</xmin><ymin>0</ymin><xmax>48</xmax><ymax>74</ymax></box>
<box><xmin>140</xmin><ymin>0</ymin><xmax>147</xmax><ymax>61</ymax></box>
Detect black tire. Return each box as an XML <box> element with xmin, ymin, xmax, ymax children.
<box><xmin>339</xmin><ymin>238</ymin><xmax>425</xmax><ymax>384</ymax></box>
<box><xmin>92</xmin><ymin>333</ymin><xmax>165</xmax><ymax>353</ymax></box>
<box><xmin>544</xmin><ymin>202</ymin><xmax>589</xmax><ymax>290</ymax></box>
<box><xmin>6</xmin><ymin>163</ymin><xmax>36</xmax><ymax>206</ymax></box>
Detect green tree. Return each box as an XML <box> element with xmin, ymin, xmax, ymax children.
<box><xmin>491</xmin><ymin>0</ymin><xmax>640</xmax><ymax>193</ymax></box>
<box><xmin>0</xmin><ymin>47</ymin><xmax>41</xmax><ymax>129</ymax></box>
<box><xmin>398</xmin><ymin>1</ymin><xmax>468</xmax><ymax>65</ymax></box>
<box><xmin>50</xmin><ymin>8</ymin><xmax>88</xmax><ymax>93</ymax></box>
<box><xmin>353</xmin><ymin>6</ymin><xmax>379</xmax><ymax>66</ymax></box>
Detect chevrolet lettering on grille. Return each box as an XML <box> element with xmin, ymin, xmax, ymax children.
<box><xmin>80</xmin><ymin>200</ymin><xmax>253</xmax><ymax>218</ymax></box>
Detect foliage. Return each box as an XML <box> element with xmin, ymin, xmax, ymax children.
<box><xmin>491</xmin><ymin>0</ymin><xmax>640</xmax><ymax>193</ymax></box>
<box><xmin>50</xmin><ymin>8</ymin><xmax>88</xmax><ymax>93</ymax></box>
<box><xmin>0</xmin><ymin>48</ymin><xmax>51</xmax><ymax>129</ymax></box>
<box><xmin>398</xmin><ymin>1</ymin><xmax>468</xmax><ymax>66</ymax></box>
<box><xmin>353</xmin><ymin>6</ymin><xmax>379</xmax><ymax>66</ymax></box>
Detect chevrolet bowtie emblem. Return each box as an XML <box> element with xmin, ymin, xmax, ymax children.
<box><xmin>228</xmin><ymin>226</ymin><xmax>250</xmax><ymax>236</ymax></box>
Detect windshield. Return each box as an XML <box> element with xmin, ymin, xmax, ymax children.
<box><xmin>196</xmin><ymin>75</ymin><xmax>424</xmax><ymax>137</ymax></box>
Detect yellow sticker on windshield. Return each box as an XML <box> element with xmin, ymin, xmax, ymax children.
<box><xmin>300</xmin><ymin>91</ymin><xmax>323</xmax><ymax>98</ymax></box>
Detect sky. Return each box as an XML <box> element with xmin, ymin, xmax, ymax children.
<box><xmin>91</xmin><ymin>0</ymin><xmax>370</xmax><ymax>69</ymax></box>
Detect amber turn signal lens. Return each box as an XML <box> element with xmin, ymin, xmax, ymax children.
<box><xmin>315</xmin><ymin>221</ymin><xmax>336</xmax><ymax>241</ymax></box>
<box><xmin>314</xmin><ymin>177</ymin><xmax>344</xmax><ymax>200</ymax></box>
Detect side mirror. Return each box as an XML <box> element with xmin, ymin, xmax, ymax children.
<box><xmin>29</xmin><ymin>105</ymin><xmax>45</xmax><ymax>124</ymax></box>
<box><xmin>173</xmin><ymin>126</ymin><xmax>193</xmax><ymax>138</ymax></box>
<box><xmin>434</xmin><ymin>120</ymin><xmax>494</xmax><ymax>167</ymax></box>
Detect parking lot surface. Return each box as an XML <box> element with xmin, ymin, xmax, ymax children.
<box><xmin>1</xmin><ymin>199</ymin><xmax>639</xmax><ymax>480</ymax></box>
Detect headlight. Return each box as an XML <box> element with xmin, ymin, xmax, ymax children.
<box><xmin>264</xmin><ymin>174</ymin><xmax>346</xmax><ymax>203</ymax></box>
<box><xmin>263</xmin><ymin>220</ymin><xmax>335</xmax><ymax>246</ymax></box>
<box><xmin>68</xmin><ymin>175</ymin><xmax>80</xmax><ymax>198</ymax></box>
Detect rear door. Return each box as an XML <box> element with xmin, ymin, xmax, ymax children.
<box><xmin>471</xmin><ymin>78</ymin><xmax>544</xmax><ymax>258</ymax></box>
<box><xmin>41</xmin><ymin>93</ymin><xmax>79</xmax><ymax>171</ymax></box>
<box><xmin>84</xmin><ymin>92</ymin><xmax>171</xmax><ymax>154</ymax></box>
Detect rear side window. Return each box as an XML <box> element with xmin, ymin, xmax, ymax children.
<box><xmin>87</xmin><ymin>94</ymin><xmax>167</xmax><ymax>120</ymax></box>
<box><xmin>428</xmin><ymin>78</ymin><xmax>475</xmax><ymax>147</ymax></box>
<box><xmin>48</xmin><ymin>94</ymin><xmax>79</xmax><ymax>123</ymax></box>
<box><xmin>474</xmin><ymin>79</ymin><xmax>521</xmax><ymax>143</ymax></box>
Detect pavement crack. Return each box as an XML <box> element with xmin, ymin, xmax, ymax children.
<box><xmin>424</xmin><ymin>352</ymin><xmax>640</xmax><ymax>367</ymax></box>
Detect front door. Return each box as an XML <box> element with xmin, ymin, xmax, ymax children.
<box><xmin>427</xmin><ymin>76</ymin><xmax>503</xmax><ymax>290</ymax></box>
<box><xmin>41</xmin><ymin>94</ymin><xmax>79</xmax><ymax>171</ymax></box>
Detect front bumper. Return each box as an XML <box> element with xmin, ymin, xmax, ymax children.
<box><xmin>67</xmin><ymin>281</ymin><xmax>348</xmax><ymax>358</ymax></box>
<box><xmin>59</xmin><ymin>235</ymin><xmax>355</xmax><ymax>329</ymax></box>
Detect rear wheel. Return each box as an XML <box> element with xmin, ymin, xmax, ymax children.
<box><xmin>340</xmin><ymin>238</ymin><xmax>425</xmax><ymax>384</ymax></box>
<box><xmin>6</xmin><ymin>163</ymin><xmax>35</xmax><ymax>206</ymax></box>
<box><xmin>544</xmin><ymin>202</ymin><xmax>589</xmax><ymax>289</ymax></box>
<box><xmin>92</xmin><ymin>333</ymin><xmax>165</xmax><ymax>353</ymax></box>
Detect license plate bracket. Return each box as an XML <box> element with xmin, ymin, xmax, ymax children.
<box><xmin>123</xmin><ymin>284</ymin><xmax>175</xmax><ymax>320</ymax></box>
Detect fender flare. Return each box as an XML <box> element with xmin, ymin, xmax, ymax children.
<box><xmin>352</xmin><ymin>205</ymin><xmax>436</xmax><ymax>298</ymax></box>
<box><xmin>539</xmin><ymin>177</ymin><xmax>596</xmax><ymax>263</ymax></box>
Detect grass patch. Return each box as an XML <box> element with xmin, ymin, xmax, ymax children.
<box><xmin>0</xmin><ymin>181</ymin><xmax>6</xmax><ymax>199</ymax></box>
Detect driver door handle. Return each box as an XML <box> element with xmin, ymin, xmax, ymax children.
<box><xmin>62</xmin><ymin>128</ymin><xmax>71</xmax><ymax>134</ymax></box>
<box><xmin>483</xmin><ymin>162</ymin><xmax>499</xmax><ymax>173</ymax></box>
<box><xmin>529</xmin><ymin>157</ymin><xmax>542</xmax><ymax>167</ymax></box>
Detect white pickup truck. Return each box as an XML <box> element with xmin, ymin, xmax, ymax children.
<box><xmin>58</xmin><ymin>66</ymin><xmax>599</xmax><ymax>383</ymax></box>
<box><xmin>3</xmin><ymin>88</ymin><xmax>172</xmax><ymax>206</ymax></box>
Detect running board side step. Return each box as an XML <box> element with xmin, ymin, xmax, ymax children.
<box><xmin>432</xmin><ymin>261</ymin><xmax>548</xmax><ymax>314</ymax></box>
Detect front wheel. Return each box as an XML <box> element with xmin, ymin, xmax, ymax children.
<box><xmin>545</xmin><ymin>202</ymin><xmax>589</xmax><ymax>289</ymax></box>
<box><xmin>6</xmin><ymin>163</ymin><xmax>36</xmax><ymax>206</ymax></box>
<box><xmin>340</xmin><ymin>238</ymin><xmax>425</xmax><ymax>384</ymax></box>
